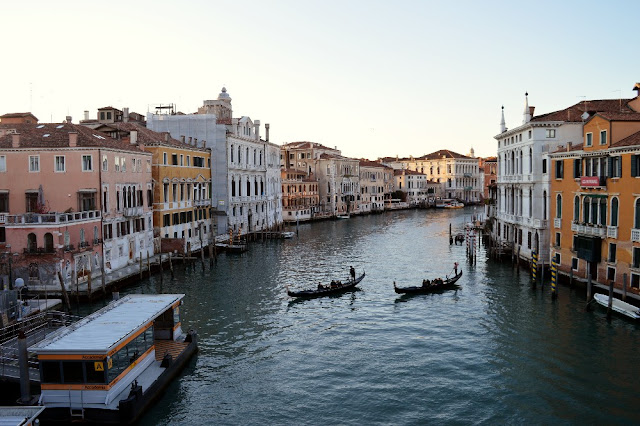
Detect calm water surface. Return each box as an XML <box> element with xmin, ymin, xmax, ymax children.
<box><xmin>112</xmin><ymin>209</ymin><xmax>639</xmax><ymax>425</ymax></box>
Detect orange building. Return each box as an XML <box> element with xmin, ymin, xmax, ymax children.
<box><xmin>549</xmin><ymin>86</ymin><xmax>640</xmax><ymax>291</ymax></box>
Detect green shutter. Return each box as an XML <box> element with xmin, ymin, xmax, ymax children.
<box><xmin>607</xmin><ymin>157</ymin><xmax>613</xmax><ymax>177</ymax></box>
<box><xmin>617</xmin><ymin>156</ymin><xmax>622</xmax><ymax>177</ymax></box>
<box><xmin>632</xmin><ymin>155</ymin><xmax>638</xmax><ymax>177</ymax></box>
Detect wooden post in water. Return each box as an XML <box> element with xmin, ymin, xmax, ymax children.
<box><xmin>623</xmin><ymin>273</ymin><xmax>628</xmax><ymax>301</ymax></box>
<box><xmin>449</xmin><ymin>223</ymin><xmax>453</xmax><ymax>245</ymax></box>
<box><xmin>147</xmin><ymin>250</ymin><xmax>151</xmax><ymax>278</ymax></box>
<box><xmin>540</xmin><ymin>260</ymin><xmax>545</xmax><ymax>289</ymax></box>
<box><xmin>169</xmin><ymin>252</ymin><xmax>174</xmax><ymax>278</ymax></box>
<box><xmin>101</xmin><ymin>258</ymin><xmax>106</xmax><ymax>296</ymax></box>
<box><xmin>87</xmin><ymin>272</ymin><xmax>92</xmax><ymax>303</ymax></box>
<box><xmin>516</xmin><ymin>246</ymin><xmax>521</xmax><ymax>272</ymax></box>
<box><xmin>586</xmin><ymin>271</ymin><xmax>592</xmax><ymax>311</ymax></box>
<box><xmin>607</xmin><ymin>280</ymin><xmax>614</xmax><ymax>320</ymax></box>
<box><xmin>550</xmin><ymin>261</ymin><xmax>557</xmax><ymax>300</ymax></box>
<box><xmin>209</xmin><ymin>243</ymin><xmax>214</xmax><ymax>268</ymax></box>
<box><xmin>531</xmin><ymin>251</ymin><xmax>538</xmax><ymax>289</ymax></box>
<box><xmin>569</xmin><ymin>268</ymin><xmax>573</xmax><ymax>288</ymax></box>
<box><xmin>139</xmin><ymin>253</ymin><xmax>143</xmax><ymax>280</ymax></box>
<box><xmin>57</xmin><ymin>271</ymin><xmax>70</xmax><ymax>311</ymax></box>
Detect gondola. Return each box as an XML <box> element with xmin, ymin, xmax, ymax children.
<box><xmin>393</xmin><ymin>270</ymin><xmax>462</xmax><ymax>294</ymax></box>
<box><xmin>287</xmin><ymin>271</ymin><xmax>366</xmax><ymax>298</ymax></box>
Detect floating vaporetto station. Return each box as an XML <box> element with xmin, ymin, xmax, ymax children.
<box><xmin>30</xmin><ymin>294</ymin><xmax>197</xmax><ymax>424</ymax></box>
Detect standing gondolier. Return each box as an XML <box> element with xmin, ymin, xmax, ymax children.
<box><xmin>350</xmin><ymin>266</ymin><xmax>356</xmax><ymax>281</ymax></box>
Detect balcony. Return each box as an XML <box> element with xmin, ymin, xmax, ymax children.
<box><xmin>0</xmin><ymin>213</ymin><xmax>5</xmax><ymax>224</ymax></box>
<box><xmin>6</xmin><ymin>210</ymin><xmax>101</xmax><ymax>227</ymax></box>
<box><xmin>23</xmin><ymin>247</ymin><xmax>55</xmax><ymax>255</ymax></box>
<box><xmin>123</xmin><ymin>206</ymin><xmax>143</xmax><ymax>217</ymax></box>
<box><xmin>607</xmin><ymin>226</ymin><xmax>618</xmax><ymax>239</ymax></box>
<box><xmin>78</xmin><ymin>241</ymin><xmax>90</xmax><ymax>249</ymax></box>
<box><xmin>632</xmin><ymin>229</ymin><xmax>640</xmax><ymax>242</ymax></box>
<box><xmin>575</xmin><ymin>223</ymin><xmax>606</xmax><ymax>237</ymax></box>
<box><xmin>194</xmin><ymin>199</ymin><xmax>210</xmax><ymax>207</ymax></box>
<box><xmin>63</xmin><ymin>244</ymin><xmax>75</xmax><ymax>252</ymax></box>
<box><xmin>533</xmin><ymin>219</ymin><xmax>548</xmax><ymax>229</ymax></box>
<box><xmin>463</xmin><ymin>173</ymin><xmax>472</xmax><ymax>178</ymax></box>
<box><xmin>571</xmin><ymin>222</ymin><xmax>578</xmax><ymax>232</ymax></box>
<box><xmin>554</xmin><ymin>218</ymin><xmax>561</xmax><ymax>229</ymax></box>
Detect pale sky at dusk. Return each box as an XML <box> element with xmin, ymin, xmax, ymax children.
<box><xmin>2</xmin><ymin>0</ymin><xmax>638</xmax><ymax>160</ymax></box>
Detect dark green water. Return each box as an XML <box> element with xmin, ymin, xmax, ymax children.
<box><xmin>114</xmin><ymin>208</ymin><xmax>639</xmax><ymax>425</ymax></box>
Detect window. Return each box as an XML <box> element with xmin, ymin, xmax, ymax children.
<box><xmin>600</xmin><ymin>130</ymin><xmax>607</xmax><ymax>145</ymax></box>
<box><xmin>528</xmin><ymin>130</ymin><xmax>532</xmax><ymax>139</ymax></box>
<box><xmin>121</xmin><ymin>157</ymin><xmax>126</xmax><ymax>172</ymax></box>
<box><xmin>163</xmin><ymin>152</ymin><xmax>168</xmax><ymax>165</ymax></box>
<box><xmin>555</xmin><ymin>160</ymin><xmax>563</xmax><ymax>179</ymax></box>
<box><xmin>555</xmin><ymin>232</ymin><xmax>561</xmax><ymax>247</ymax></box>
<box><xmin>608</xmin><ymin>156</ymin><xmax>621</xmax><ymax>178</ymax></box>
<box><xmin>607</xmin><ymin>267</ymin><xmax>615</xmax><ymax>282</ymax></box>
<box><xmin>608</xmin><ymin>243</ymin><xmax>616</xmax><ymax>263</ymax></box>
<box><xmin>573</xmin><ymin>159</ymin><xmax>581</xmax><ymax>178</ymax></box>
<box><xmin>102</xmin><ymin>155</ymin><xmax>108</xmax><ymax>171</ymax></box>
<box><xmin>546</xmin><ymin>129</ymin><xmax>556</xmax><ymax>138</ymax></box>
<box><xmin>635</xmin><ymin>199</ymin><xmax>640</xmax><ymax>229</ymax></box>
<box><xmin>585</xmin><ymin>133</ymin><xmax>593</xmax><ymax>147</ymax></box>
<box><xmin>0</xmin><ymin>155</ymin><xmax>5</xmax><ymax>172</ymax></box>
<box><xmin>553</xmin><ymin>252</ymin><xmax>560</xmax><ymax>264</ymax></box>
<box><xmin>29</xmin><ymin>155</ymin><xmax>40</xmax><ymax>172</ymax></box>
<box><xmin>633</xmin><ymin>247</ymin><xmax>640</xmax><ymax>269</ymax></box>
<box><xmin>186</xmin><ymin>156</ymin><xmax>190</xmax><ymax>166</ymax></box>
<box><xmin>54</xmin><ymin>155</ymin><xmax>65</xmax><ymax>172</ymax></box>
<box><xmin>574</xmin><ymin>196</ymin><xmax>580</xmax><ymax>221</ymax></box>
<box><xmin>572</xmin><ymin>258</ymin><xmax>578</xmax><ymax>270</ymax></box>
<box><xmin>632</xmin><ymin>274</ymin><xmax>640</xmax><ymax>289</ymax></box>
<box><xmin>556</xmin><ymin>194</ymin><xmax>562</xmax><ymax>218</ymax></box>
<box><xmin>180</xmin><ymin>155</ymin><xmax>184</xmax><ymax>166</ymax></box>
<box><xmin>172</xmin><ymin>154</ymin><xmax>178</xmax><ymax>166</ymax></box>
<box><xmin>542</xmin><ymin>159</ymin><xmax>547</xmax><ymax>174</ymax></box>
<box><xmin>610</xmin><ymin>197</ymin><xmax>618</xmax><ymax>227</ymax></box>
<box><xmin>82</xmin><ymin>155</ymin><xmax>93</xmax><ymax>171</ymax></box>
<box><xmin>26</xmin><ymin>193</ymin><xmax>38</xmax><ymax>212</ymax></box>
<box><xmin>631</xmin><ymin>155</ymin><xmax>640</xmax><ymax>177</ymax></box>
<box><xmin>114</xmin><ymin>156</ymin><xmax>120</xmax><ymax>172</ymax></box>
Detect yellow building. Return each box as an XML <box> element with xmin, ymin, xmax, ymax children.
<box><xmin>95</xmin><ymin>122</ymin><xmax>212</xmax><ymax>253</ymax></box>
<box><xmin>549</xmin><ymin>88</ymin><xmax>640</xmax><ymax>291</ymax></box>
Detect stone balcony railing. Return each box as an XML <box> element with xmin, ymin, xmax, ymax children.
<box><xmin>632</xmin><ymin>228</ymin><xmax>640</xmax><ymax>242</ymax></box>
<box><xmin>123</xmin><ymin>206</ymin><xmax>144</xmax><ymax>217</ymax></box>
<box><xmin>6</xmin><ymin>210</ymin><xmax>101</xmax><ymax>226</ymax></box>
<box><xmin>0</xmin><ymin>213</ymin><xmax>6</xmax><ymax>224</ymax></box>
<box><xmin>554</xmin><ymin>218</ymin><xmax>561</xmax><ymax>229</ymax></box>
<box><xmin>607</xmin><ymin>226</ymin><xmax>618</xmax><ymax>239</ymax></box>
<box><xmin>574</xmin><ymin>223</ymin><xmax>606</xmax><ymax>237</ymax></box>
<box><xmin>193</xmin><ymin>199</ymin><xmax>211</xmax><ymax>207</ymax></box>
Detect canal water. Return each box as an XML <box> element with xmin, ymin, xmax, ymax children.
<box><xmin>112</xmin><ymin>208</ymin><xmax>639</xmax><ymax>425</ymax></box>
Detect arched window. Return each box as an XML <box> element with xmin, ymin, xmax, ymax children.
<box><xmin>231</xmin><ymin>179</ymin><xmax>236</xmax><ymax>197</ymax></box>
<box><xmin>27</xmin><ymin>233</ymin><xmax>37</xmax><ymax>252</ymax></box>
<box><xmin>635</xmin><ymin>199</ymin><xmax>640</xmax><ymax>229</ymax></box>
<box><xmin>556</xmin><ymin>194</ymin><xmax>562</xmax><ymax>218</ymax></box>
<box><xmin>247</xmin><ymin>180</ymin><xmax>251</xmax><ymax>196</ymax></box>
<box><xmin>94</xmin><ymin>226</ymin><xmax>99</xmax><ymax>242</ymax></box>
<box><xmin>529</xmin><ymin>189</ymin><xmax>532</xmax><ymax>217</ymax></box>
<box><xmin>80</xmin><ymin>228</ymin><xmax>85</xmax><ymax>243</ymax></box>
<box><xmin>610</xmin><ymin>197</ymin><xmax>618</xmax><ymax>227</ymax></box>
<box><xmin>238</xmin><ymin>147</ymin><xmax>242</xmax><ymax>163</ymax></box>
<box><xmin>44</xmin><ymin>233</ymin><xmax>54</xmax><ymax>252</ymax></box>
<box><xmin>574</xmin><ymin>196</ymin><xmax>580</xmax><ymax>221</ymax></box>
<box><xmin>543</xmin><ymin>191</ymin><xmax>547</xmax><ymax>220</ymax></box>
<box><xmin>230</xmin><ymin>145</ymin><xmax>234</xmax><ymax>162</ymax></box>
<box><xmin>599</xmin><ymin>200</ymin><xmax>607</xmax><ymax>226</ymax></box>
<box><xmin>529</xmin><ymin>148</ymin><xmax>532</xmax><ymax>173</ymax></box>
<box><xmin>583</xmin><ymin>198</ymin><xmax>590</xmax><ymax>223</ymax></box>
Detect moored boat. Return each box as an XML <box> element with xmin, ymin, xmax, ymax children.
<box><xmin>394</xmin><ymin>270</ymin><xmax>463</xmax><ymax>294</ymax></box>
<box><xmin>444</xmin><ymin>201</ymin><xmax>465</xmax><ymax>209</ymax></box>
<box><xmin>287</xmin><ymin>272</ymin><xmax>365</xmax><ymax>298</ymax></box>
<box><xmin>593</xmin><ymin>293</ymin><xmax>640</xmax><ymax>320</ymax></box>
<box><xmin>31</xmin><ymin>294</ymin><xmax>197</xmax><ymax>425</ymax></box>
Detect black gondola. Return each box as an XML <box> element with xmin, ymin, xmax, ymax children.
<box><xmin>287</xmin><ymin>272</ymin><xmax>366</xmax><ymax>298</ymax></box>
<box><xmin>393</xmin><ymin>270</ymin><xmax>462</xmax><ymax>294</ymax></box>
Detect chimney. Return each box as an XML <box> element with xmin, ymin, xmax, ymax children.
<box><xmin>254</xmin><ymin>120</ymin><xmax>260</xmax><ymax>140</ymax></box>
<box><xmin>529</xmin><ymin>106</ymin><xmax>535</xmax><ymax>117</ymax></box>
<box><xmin>11</xmin><ymin>133</ymin><xmax>20</xmax><ymax>148</ymax></box>
<box><xmin>66</xmin><ymin>115</ymin><xmax>72</xmax><ymax>124</ymax></box>
<box><xmin>130</xmin><ymin>130</ymin><xmax>138</xmax><ymax>145</ymax></box>
<box><xmin>69</xmin><ymin>132</ymin><xmax>78</xmax><ymax>147</ymax></box>
<box><xmin>265</xmin><ymin>123</ymin><xmax>270</xmax><ymax>142</ymax></box>
<box><xmin>181</xmin><ymin>135</ymin><xmax>185</xmax><ymax>143</ymax></box>
<box><xmin>188</xmin><ymin>137</ymin><xmax>192</xmax><ymax>144</ymax></box>
<box><xmin>566</xmin><ymin>142</ymin><xmax>572</xmax><ymax>152</ymax></box>
<box><xmin>201</xmin><ymin>140</ymin><xmax>206</xmax><ymax>148</ymax></box>
<box><xmin>84</xmin><ymin>110</ymin><xmax>89</xmax><ymax>121</ymax></box>
<box><xmin>165</xmin><ymin>133</ymin><xmax>169</xmax><ymax>142</ymax></box>
<box><xmin>194</xmin><ymin>138</ymin><xmax>198</xmax><ymax>146</ymax></box>
<box><xmin>123</xmin><ymin>107</ymin><xmax>129</xmax><ymax>123</ymax></box>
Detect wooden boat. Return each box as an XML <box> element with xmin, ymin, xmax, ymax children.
<box><xmin>215</xmin><ymin>242</ymin><xmax>248</xmax><ymax>253</ymax></box>
<box><xmin>444</xmin><ymin>201</ymin><xmax>465</xmax><ymax>209</ymax></box>
<box><xmin>31</xmin><ymin>294</ymin><xmax>198</xmax><ymax>424</ymax></box>
<box><xmin>287</xmin><ymin>272</ymin><xmax>365</xmax><ymax>298</ymax></box>
<box><xmin>593</xmin><ymin>293</ymin><xmax>640</xmax><ymax>320</ymax></box>
<box><xmin>336</xmin><ymin>214</ymin><xmax>350</xmax><ymax>219</ymax></box>
<box><xmin>281</xmin><ymin>231</ymin><xmax>296</xmax><ymax>239</ymax></box>
<box><xmin>394</xmin><ymin>271</ymin><xmax>463</xmax><ymax>294</ymax></box>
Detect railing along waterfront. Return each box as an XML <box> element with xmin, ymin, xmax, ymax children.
<box><xmin>6</xmin><ymin>210</ymin><xmax>101</xmax><ymax>226</ymax></box>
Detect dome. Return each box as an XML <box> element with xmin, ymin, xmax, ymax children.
<box><xmin>218</xmin><ymin>87</ymin><xmax>231</xmax><ymax>100</ymax></box>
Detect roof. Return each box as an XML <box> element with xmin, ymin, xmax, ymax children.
<box><xmin>96</xmin><ymin>122</ymin><xmax>209</xmax><ymax>151</ymax></box>
<box><xmin>359</xmin><ymin>159</ymin><xmax>391</xmax><ymax>168</ymax></box>
<box><xmin>0</xmin><ymin>112</ymin><xmax>38</xmax><ymax>120</ymax></box>
<box><xmin>419</xmin><ymin>149</ymin><xmax>470</xmax><ymax>160</ymax></box>
<box><xmin>281</xmin><ymin>141</ymin><xmax>338</xmax><ymax>151</ymax></box>
<box><xmin>0</xmin><ymin>123</ymin><xmax>147</xmax><ymax>153</ymax></box>
<box><xmin>611</xmin><ymin>129</ymin><xmax>640</xmax><ymax>148</ymax></box>
<box><xmin>31</xmin><ymin>294</ymin><xmax>184</xmax><ymax>355</ymax></box>
<box><xmin>590</xmin><ymin>111</ymin><xmax>640</xmax><ymax>121</ymax></box>
<box><xmin>97</xmin><ymin>106</ymin><xmax>122</xmax><ymax>112</ymax></box>
<box><xmin>531</xmin><ymin>99</ymin><xmax>635</xmax><ymax>123</ymax></box>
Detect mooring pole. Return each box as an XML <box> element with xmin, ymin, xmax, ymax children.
<box><xmin>623</xmin><ymin>273</ymin><xmax>628</xmax><ymax>302</ymax></box>
<box><xmin>586</xmin><ymin>271</ymin><xmax>592</xmax><ymax>311</ymax></box>
<box><xmin>607</xmin><ymin>280</ymin><xmax>614</xmax><ymax>320</ymax></box>
<box><xmin>551</xmin><ymin>261</ymin><xmax>557</xmax><ymax>300</ymax></box>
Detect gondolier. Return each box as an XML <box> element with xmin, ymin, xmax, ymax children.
<box><xmin>350</xmin><ymin>266</ymin><xmax>356</xmax><ymax>281</ymax></box>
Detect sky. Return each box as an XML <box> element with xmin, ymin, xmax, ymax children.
<box><xmin>2</xmin><ymin>0</ymin><xmax>639</xmax><ymax>160</ymax></box>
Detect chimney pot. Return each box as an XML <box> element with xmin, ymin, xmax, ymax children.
<box><xmin>181</xmin><ymin>136</ymin><xmax>185</xmax><ymax>143</ymax></box>
<box><xmin>84</xmin><ymin>110</ymin><xmax>89</xmax><ymax>121</ymax></box>
<box><xmin>194</xmin><ymin>138</ymin><xmax>197</xmax><ymax>146</ymax></box>
<box><xmin>11</xmin><ymin>133</ymin><xmax>20</xmax><ymax>148</ymax></box>
<box><xmin>165</xmin><ymin>133</ymin><xmax>169</xmax><ymax>142</ymax></box>
<box><xmin>188</xmin><ymin>137</ymin><xmax>192</xmax><ymax>144</ymax></box>
<box><xmin>66</xmin><ymin>116</ymin><xmax>72</xmax><ymax>123</ymax></box>
<box><xmin>265</xmin><ymin>123</ymin><xmax>270</xmax><ymax>142</ymax></box>
<box><xmin>567</xmin><ymin>142</ymin><xmax>572</xmax><ymax>152</ymax></box>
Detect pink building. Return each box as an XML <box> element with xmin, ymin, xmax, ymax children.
<box><xmin>0</xmin><ymin>119</ymin><xmax>152</xmax><ymax>289</ymax></box>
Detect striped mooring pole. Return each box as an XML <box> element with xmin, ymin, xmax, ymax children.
<box><xmin>531</xmin><ymin>251</ymin><xmax>538</xmax><ymax>288</ymax></box>
<box><xmin>551</xmin><ymin>260</ymin><xmax>558</xmax><ymax>300</ymax></box>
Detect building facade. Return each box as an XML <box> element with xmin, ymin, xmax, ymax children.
<box><xmin>549</xmin><ymin>89</ymin><xmax>640</xmax><ymax>291</ymax></box>
<box><xmin>281</xmin><ymin>168</ymin><xmax>319</xmax><ymax>222</ymax></box>
<box><xmin>359</xmin><ymin>160</ymin><xmax>393</xmax><ymax>213</ymax></box>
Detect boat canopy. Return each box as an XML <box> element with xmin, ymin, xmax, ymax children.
<box><xmin>30</xmin><ymin>294</ymin><xmax>184</xmax><ymax>355</ymax></box>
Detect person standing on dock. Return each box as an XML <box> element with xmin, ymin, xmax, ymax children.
<box><xmin>350</xmin><ymin>266</ymin><xmax>356</xmax><ymax>281</ymax></box>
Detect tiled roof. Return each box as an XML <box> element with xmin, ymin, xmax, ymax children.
<box><xmin>591</xmin><ymin>111</ymin><xmax>640</xmax><ymax>121</ymax></box>
<box><xmin>318</xmin><ymin>152</ymin><xmax>355</xmax><ymax>160</ymax></box>
<box><xmin>282</xmin><ymin>141</ymin><xmax>337</xmax><ymax>151</ymax></box>
<box><xmin>359</xmin><ymin>159</ymin><xmax>390</xmax><ymax>168</ymax></box>
<box><xmin>0</xmin><ymin>123</ymin><xmax>146</xmax><ymax>152</ymax></box>
<box><xmin>419</xmin><ymin>149</ymin><xmax>470</xmax><ymax>160</ymax></box>
<box><xmin>97</xmin><ymin>122</ymin><xmax>208</xmax><ymax>151</ymax></box>
<box><xmin>0</xmin><ymin>112</ymin><xmax>38</xmax><ymax>120</ymax></box>
<box><xmin>97</xmin><ymin>106</ymin><xmax>122</xmax><ymax>112</ymax></box>
<box><xmin>531</xmin><ymin>99</ymin><xmax>635</xmax><ymax>123</ymax></box>
<box><xmin>611</xmin><ymin>129</ymin><xmax>640</xmax><ymax>148</ymax></box>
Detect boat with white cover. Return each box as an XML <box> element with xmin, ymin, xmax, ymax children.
<box><xmin>593</xmin><ymin>293</ymin><xmax>640</xmax><ymax>320</ymax></box>
<box><xmin>31</xmin><ymin>294</ymin><xmax>197</xmax><ymax>424</ymax></box>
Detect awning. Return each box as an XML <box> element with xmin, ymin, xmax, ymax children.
<box><xmin>78</xmin><ymin>188</ymin><xmax>97</xmax><ymax>193</ymax></box>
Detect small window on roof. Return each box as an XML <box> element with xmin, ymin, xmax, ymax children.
<box><xmin>36</xmin><ymin>124</ymin><xmax>45</xmax><ymax>129</ymax></box>
<box><xmin>43</xmin><ymin>134</ymin><xmax>50</xmax><ymax>137</ymax></box>
<box><xmin>56</xmin><ymin>124</ymin><xmax>64</xmax><ymax>129</ymax></box>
